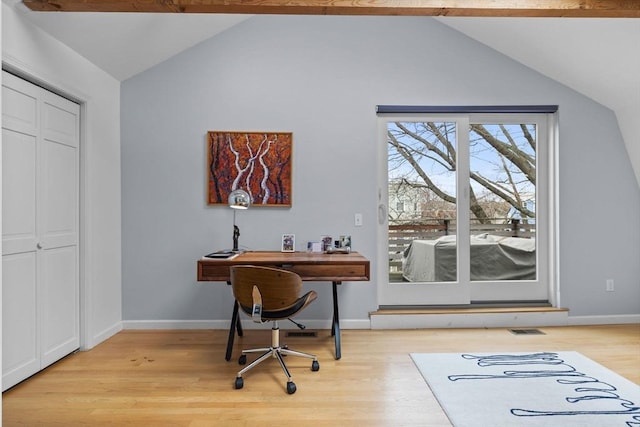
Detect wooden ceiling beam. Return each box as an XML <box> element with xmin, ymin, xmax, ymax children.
<box><xmin>21</xmin><ymin>0</ymin><xmax>640</xmax><ymax>18</ymax></box>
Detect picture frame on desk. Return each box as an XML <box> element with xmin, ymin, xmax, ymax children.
<box><xmin>281</xmin><ymin>234</ymin><xmax>295</xmax><ymax>252</ymax></box>
<box><xmin>321</xmin><ymin>235</ymin><xmax>333</xmax><ymax>251</ymax></box>
<box><xmin>307</xmin><ymin>241</ymin><xmax>322</xmax><ymax>253</ymax></box>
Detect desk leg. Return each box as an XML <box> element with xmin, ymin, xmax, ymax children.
<box><xmin>332</xmin><ymin>281</ymin><xmax>341</xmax><ymax>360</ymax></box>
<box><xmin>236</xmin><ymin>309</ymin><xmax>244</xmax><ymax>336</ymax></box>
<box><xmin>226</xmin><ymin>301</ymin><xmax>241</xmax><ymax>361</ymax></box>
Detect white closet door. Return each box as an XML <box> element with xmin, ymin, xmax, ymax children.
<box><xmin>2</xmin><ymin>71</ymin><xmax>80</xmax><ymax>390</ymax></box>
<box><xmin>2</xmin><ymin>73</ymin><xmax>41</xmax><ymax>389</ymax></box>
<box><xmin>39</xmin><ymin>89</ymin><xmax>80</xmax><ymax>368</ymax></box>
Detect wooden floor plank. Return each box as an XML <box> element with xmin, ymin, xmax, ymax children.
<box><xmin>3</xmin><ymin>324</ymin><xmax>639</xmax><ymax>426</ymax></box>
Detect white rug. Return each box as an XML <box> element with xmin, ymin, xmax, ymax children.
<box><xmin>410</xmin><ymin>351</ymin><xmax>640</xmax><ymax>427</ymax></box>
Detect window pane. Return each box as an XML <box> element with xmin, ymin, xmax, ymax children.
<box><xmin>387</xmin><ymin>121</ymin><xmax>457</xmax><ymax>283</ymax></box>
<box><xmin>468</xmin><ymin>123</ymin><xmax>537</xmax><ymax>281</ymax></box>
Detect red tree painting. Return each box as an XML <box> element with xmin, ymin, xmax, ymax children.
<box><xmin>208</xmin><ymin>131</ymin><xmax>292</xmax><ymax>206</ymax></box>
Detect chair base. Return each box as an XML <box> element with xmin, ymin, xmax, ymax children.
<box><xmin>234</xmin><ymin>323</ymin><xmax>319</xmax><ymax>394</ymax></box>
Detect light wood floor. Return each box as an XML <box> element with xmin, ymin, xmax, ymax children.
<box><xmin>3</xmin><ymin>324</ymin><xmax>639</xmax><ymax>426</ymax></box>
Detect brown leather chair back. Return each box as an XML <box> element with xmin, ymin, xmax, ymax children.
<box><xmin>230</xmin><ymin>265</ymin><xmax>316</xmax><ymax>318</ymax></box>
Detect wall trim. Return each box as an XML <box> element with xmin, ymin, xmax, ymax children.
<box><xmin>567</xmin><ymin>314</ymin><xmax>640</xmax><ymax>326</ymax></box>
<box><xmin>121</xmin><ymin>315</ymin><xmax>640</xmax><ymax>331</ymax></box>
<box><xmin>87</xmin><ymin>322</ymin><xmax>123</xmax><ymax>350</ymax></box>
<box><xmin>122</xmin><ymin>319</ymin><xmax>371</xmax><ymax>330</ymax></box>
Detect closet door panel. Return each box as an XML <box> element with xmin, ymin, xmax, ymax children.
<box><xmin>1</xmin><ymin>75</ymin><xmax>38</xmax><ymax>135</ymax></box>
<box><xmin>41</xmin><ymin>93</ymin><xmax>78</xmax><ymax>148</ymax></box>
<box><xmin>41</xmin><ymin>245</ymin><xmax>79</xmax><ymax>368</ymax></box>
<box><xmin>39</xmin><ymin>89</ymin><xmax>80</xmax><ymax>369</ymax></box>
<box><xmin>2</xmin><ymin>72</ymin><xmax>41</xmax><ymax>390</ymax></box>
<box><xmin>41</xmin><ymin>138</ymin><xmax>78</xmax><ymax>248</ymax></box>
<box><xmin>2</xmin><ymin>129</ymin><xmax>37</xmax><ymax>255</ymax></box>
<box><xmin>2</xmin><ymin>253</ymin><xmax>39</xmax><ymax>389</ymax></box>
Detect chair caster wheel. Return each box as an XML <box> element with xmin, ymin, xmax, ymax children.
<box><xmin>311</xmin><ymin>360</ymin><xmax>320</xmax><ymax>371</ymax></box>
<box><xmin>235</xmin><ymin>377</ymin><xmax>244</xmax><ymax>389</ymax></box>
<box><xmin>238</xmin><ymin>354</ymin><xmax>247</xmax><ymax>365</ymax></box>
<box><xmin>286</xmin><ymin>381</ymin><xmax>297</xmax><ymax>394</ymax></box>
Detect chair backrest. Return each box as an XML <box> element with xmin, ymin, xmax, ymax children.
<box><xmin>230</xmin><ymin>265</ymin><xmax>304</xmax><ymax>312</ymax></box>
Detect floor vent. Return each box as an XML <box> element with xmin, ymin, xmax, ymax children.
<box><xmin>286</xmin><ymin>331</ymin><xmax>318</xmax><ymax>338</ymax></box>
<box><xmin>509</xmin><ymin>329</ymin><xmax>545</xmax><ymax>335</ymax></box>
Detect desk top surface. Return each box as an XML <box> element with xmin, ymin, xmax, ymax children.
<box><xmin>200</xmin><ymin>250</ymin><xmax>368</xmax><ymax>264</ymax></box>
<box><xmin>197</xmin><ymin>251</ymin><xmax>370</xmax><ymax>282</ymax></box>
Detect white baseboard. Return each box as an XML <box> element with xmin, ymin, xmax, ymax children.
<box><xmin>82</xmin><ymin>321</ymin><xmax>122</xmax><ymax>350</ymax></box>
<box><xmin>123</xmin><ymin>320</ymin><xmax>228</xmax><ymax>329</ymax></box>
<box><xmin>567</xmin><ymin>314</ymin><xmax>640</xmax><ymax>325</ymax></box>
<box><xmin>119</xmin><ymin>314</ymin><xmax>640</xmax><ymax>333</ymax></box>
<box><xmin>122</xmin><ymin>319</ymin><xmax>371</xmax><ymax>330</ymax></box>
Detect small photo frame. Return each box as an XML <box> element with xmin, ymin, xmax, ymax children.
<box><xmin>321</xmin><ymin>235</ymin><xmax>333</xmax><ymax>251</ymax></box>
<box><xmin>281</xmin><ymin>234</ymin><xmax>295</xmax><ymax>252</ymax></box>
<box><xmin>307</xmin><ymin>241</ymin><xmax>322</xmax><ymax>253</ymax></box>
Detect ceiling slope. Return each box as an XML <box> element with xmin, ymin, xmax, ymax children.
<box><xmin>4</xmin><ymin>0</ymin><xmax>639</xmax><ymax>185</ymax></box>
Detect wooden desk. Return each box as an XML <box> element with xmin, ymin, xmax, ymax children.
<box><xmin>197</xmin><ymin>251</ymin><xmax>370</xmax><ymax>360</ymax></box>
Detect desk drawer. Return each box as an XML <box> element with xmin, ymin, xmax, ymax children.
<box><xmin>285</xmin><ymin>264</ymin><xmax>369</xmax><ymax>281</ymax></box>
<box><xmin>198</xmin><ymin>264</ymin><xmax>230</xmax><ymax>281</ymax></box>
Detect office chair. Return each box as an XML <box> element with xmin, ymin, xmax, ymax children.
<box><xmin>230</xmin><ymin>265</ymin><xmax>320</xmax><ymax>394</ymax></box>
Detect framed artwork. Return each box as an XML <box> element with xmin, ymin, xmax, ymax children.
<box><xmin>207</xmin><ymin>131</ymin><xmax>292</xmax><ymax>207</ymax></box>
<box><xmin>281</xmin><ymin>234</ymin><xmax>295</xmax><ymax>252</ymax></box>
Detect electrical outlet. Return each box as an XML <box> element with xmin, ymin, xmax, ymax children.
<box><xmin>606</xmin><ymin>279</ymin><xmax>614</xmax><ymax>292</ymax></box>
<box><xmin>354</xmin><ymin>213</ymin><xmax>363</xmax><ymax>227</ymax></box>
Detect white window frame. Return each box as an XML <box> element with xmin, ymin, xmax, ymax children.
<box><xmin>376</xmin><ymin>110</ymin><xmax>559</xmax><ymax>308</ymax></box>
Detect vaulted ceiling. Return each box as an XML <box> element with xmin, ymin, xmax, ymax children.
<box><xmin>4</xmin><ymin>0</ymin><xmax>639</xmax><ymax>184</ymax></box>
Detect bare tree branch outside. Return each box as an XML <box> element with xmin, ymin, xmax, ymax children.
<box><xmin>386</xmin><ymin>120</ymin><xmax>537</xmax><ymax>282</ymax></box>
<box><xmin>388</xmin><ymin>121</ymin><xmax>536</xmax><ymax>223</ymax></box>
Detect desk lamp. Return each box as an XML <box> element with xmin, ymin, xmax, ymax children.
<box><xmin>228</xmin><ymin>189</ymin><xmax>251</xmax><ymax>252</ymax></box>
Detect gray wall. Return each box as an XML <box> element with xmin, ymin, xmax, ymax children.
<box><xmin>121</xmin><ymin>15</ymin><xmax>640</xmax><ymax>323</ymax></box>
